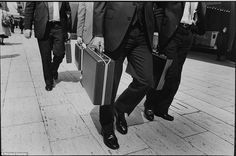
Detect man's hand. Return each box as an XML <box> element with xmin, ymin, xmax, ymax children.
<box><xmin>77</xmin><ymin>36</ymin><xmax>83</xmax><ymax>45</ymax></box>
<box><xmin>90</xmin><ymin>36</ymin><xmax>104</xmax><ymax>53</ymax></box>
<box><xmin>24</xmin><ymin>29</ymin><xmax>32</xmax><ymax>39</ymax></box>
<box><xmin>67</xmin><ymin>33</ymin><xmax>71</xmax><ymax>40</ymax></box>
<box><xmin>153</xmin><ymin>32</ymin><xmax>159</xmax><ymax>52</ymax></box>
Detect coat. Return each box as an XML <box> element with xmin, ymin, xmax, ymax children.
<box><xmin>77</xmin><ymin>2</ymin><xmax>93</xmax><ymax>44</ymax></box>
<box><xmin>24</xmin><ymin>2</ymin><xmax>72</xmax><ymax>40</ymax></box>
<box><xmin>93</xmin><ymin>2</ymin><xmax>157</xmax><ymax>52</ymax></box>
<box><xmin>154</xmin><ymin>2</ymin><xmax>206</xmax><ymax>49</ymax></box>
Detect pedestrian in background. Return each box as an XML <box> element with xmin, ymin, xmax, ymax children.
<box><xmin>10</xmin><ymin>15</ymin><xmax>15</xmax><ymax>33</ymax></box>
<box><xmin>77</xmin><ymin>2</ymin><xmax>93</xmax><ymax>45</ymax></box>
<box><xmin>19</xmin><ymin>17</ymin><xmax>24</xmax><ymax>34</ymax></box>
<box><xmin>216</xmin><ymin>26</ymin><xmax>228</xmax><ymax>61</ymax></box>
<box><xmin>0</xmin><ymin>3</ymin><xmax>11</xmax><ymax>45</ymax></box>
<box><xmin>24</xmin><ymin>2</ymin><xmax>72</xmax><ymax>91</ymax></box>
<box><xmin>14</xmin><ymin>18</ymin><xmax>18</xmax><ymax>29</ymax></box>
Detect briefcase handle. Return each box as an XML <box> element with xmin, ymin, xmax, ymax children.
<box><xmin>90</xmin><ymin>47</ymin><xmax>113</xmax><ymax>65</ymax></box>
<box><xmin>152</xmin><ymin>49</ymin><xmax>167</xmax><ymax>60</ymax></box>
<box><xmin>77</xmin><ymin>42</ymin><xmax>112</xmax><ymax>64</ymax></box>
<box><xmin>76</xmin><ymin>42</ymin><xmax>87</xmax><ymax>49</ymax></box>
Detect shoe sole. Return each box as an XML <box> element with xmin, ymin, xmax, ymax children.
<box><xmin>144</xmin><ymin>113</ymin><xmax>154</xmax><ymax>121</ymax></box>
<box><xmin>155</xmin><ymin>114</ymin><xmax>174</xmax><ymax>121</ymax></box>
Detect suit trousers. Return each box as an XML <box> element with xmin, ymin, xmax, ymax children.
<box><xmin>145</xmin><ymin>25</ymin><xmax>193</xmax><ymax>114</ymax></box>
<box><xmin>99</xmin><ymin>23</ymin><xmax>154</xmax><ymax>129</ymax></box>
<box><xmin>37</xmin><ymin>22</ymin><xmax>65</xmax><ymax>85</ymax></box>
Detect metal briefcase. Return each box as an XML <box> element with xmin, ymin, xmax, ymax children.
<box><xmin>81</xmin><ymin>47</ymin><xmax>115</xmax><ymax>105</ymax></box>
<box><xmin>152</xmin><ymin>51</ymin><xmax>173</xmax><ymax>90</ymax></box>
<box><xmin>65</xmin><ymin>40</ymin><xmax>72</xmax><ymax>63</ymax></box>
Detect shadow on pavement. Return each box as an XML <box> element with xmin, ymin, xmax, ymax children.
<box><xmin>89</xmin><ymin>99</ymin><xmax>145</xmax><ymax>135</ymax></box>
<box><xmin>56</xmin><ymin>71</ymin><xmax>81</xmax><ymax>84</ymax></box>
<box><xmin>0</xmin><ymin>54</ymin><xmax>20</xmax><ymax>59</ymax></box>
<box><xmin>68</xmin><ymin>71</ymin><xmax>82</xmax><ymax>81</ymax></box>
<box><xmin>90</xmin><ymin>106</ymin><xmax>102</xmax><ymax>134</ymax></box>
<box><xmin>126</xmin><ymin>107</ymin><xmax>145</xmax><ymax>126</ymax></box>
<box><xmin>188</xmin><ymin>50</ymin><xmax>235</xmax><ymax>68</ymax></box>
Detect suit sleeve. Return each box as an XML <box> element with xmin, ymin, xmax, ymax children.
<box><xmin>77</xmin><ymin>2</ymin><xmax>86</xmax><ymax>37</ymax></box>
<box><xmin>65</xmin><ymin>2</ymin><xmax>72</xmax><ymax>33</ymax></box>
<box><xmin>24</xmin><ymin>2</ymin><xmax>36</xmax><ymax>30</ymax></box>
<box><xmin>93</xmin><ymin>2</ymin><xmax>106</xmax><ymax>37</ymax></box>
<box><xmin>153</xmin><ymin>2</ymin><xmax>165</xmax><ymax>33</ymax></box>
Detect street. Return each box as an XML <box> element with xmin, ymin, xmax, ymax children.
<box><xmin>1</xmin><ymin>29</ymin><xmax>235</xmax><ymax>155</ymax></box>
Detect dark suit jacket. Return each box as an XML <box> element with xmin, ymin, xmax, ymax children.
<box><xmin>24</xmin><ymin>2</ymin><xmax>72</xmax><ymax>40</ymax></box>
<box><xmin>154</xmin><ymin>2</ymin><xmax>206</xmax><ymax>49</ymax></box>
<box><xmin>93</xmin><ymin>2</ymin><xmax>156</xmax><ymax>52</ymax></box>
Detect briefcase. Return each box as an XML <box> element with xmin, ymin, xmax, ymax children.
<box><xmin>74</xmin><ymin>43</ymin><xmax>83</xmax><ymax>71</ymax></box>
<box><xmin>81</xmin><ymin>47</ymin><xmax>115</xmax><ymax>105</ymax></box>
<box><xmin>65</xmin><ymin>40</ymin><xmax>72</xmax><ymax>63</ymax></box>
<box><xmin>152</xmin><ymin>51</ymin><xmax>173</xmax><ymax>90</ymax></box>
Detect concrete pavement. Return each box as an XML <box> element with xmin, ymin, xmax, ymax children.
<box><xmin>1</xmin><ymin>30</ymin><xmax>235</xmax><ymax>155</ymax></box>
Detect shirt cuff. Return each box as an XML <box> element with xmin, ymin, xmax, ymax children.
<box><xmin>154</xmin><ymin>32</ymin><xmax>159</xmax><ymax>36</ymax></box>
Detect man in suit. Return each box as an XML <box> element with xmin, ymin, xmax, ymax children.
<box><xmin>10</xmin><ymin>15</ymin><xmax>15</xmax><ymax>33</ymax></box>
<box><xmin>77</xmin><ymin>2</ymin><xmax>93</xmax><ymax>45</ymax></box>
<box><xmin>24</xmin><ymin>2</ymin><xmax>71</xmax><ymax>91</ymax></box>
<box><xmin>144</xmin><ymin>2</ymin><xmax>206</xmax><ymax>121</ymax></box>
<box><xmin>91</xmin><ymin>2</ymin><xmax>159</xmax><ymax>150</ymax></box>
<box><xmin>216</xmin><ymin>26</ymin><xmax>228</xmax><ymax>61</ymax></box>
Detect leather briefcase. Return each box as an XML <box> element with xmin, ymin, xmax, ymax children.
<box><xmin>125</xmin><ymin>51</ymin><xmax>172</xmax><ymax>91</ymax></box>
<box><xmin>81</xmin><ymin>47</ymin><xmax>115</xmax><ymax>105</ymax></box>
<box><xmin>65</xmin><ymin>40</ymin><xmax>72</xmax><ymax>63</ymax></box>
<box><xmin>74</xmin><ymin>43</ymin><xmax>83</xmax><ymax>71</ymax></box>
<box><xmin>152</xmin><ymin>51</ymin><xmax>173</xmax><ymax>90</ymax></box>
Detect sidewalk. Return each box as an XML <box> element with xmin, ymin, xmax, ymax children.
<box><xmin>1</xmin><ymin>30</ymin><xmax>235</xmax><ymax>155</ymax></box>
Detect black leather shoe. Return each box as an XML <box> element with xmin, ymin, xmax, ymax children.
<box><xmin>114</xmin><ymin>110</ymin><xmax>128</xmax><ymax>135</ymax></box>
<box><xmin>101</xmin><ymin>129</ymin><xmax>119</xmax><ymax>150</ymax></box>
<box><xmin>45</xmin><ymin>84</ymin><xmax>53</xmax><ymax>91</ymax></box>
<box><xmin>144</xmin><ymin>108</ymin><xmax>154</xmax><ymax>121</ymax></box>
<box><xmin>53</xmin><ymin>71</ymin><xmax>58</xmax><ymax>80</ymax></box>
<box><xmin>155</xmin><ymin>113</ymin><xmax>174</xmax><ymax>121</ymax></box>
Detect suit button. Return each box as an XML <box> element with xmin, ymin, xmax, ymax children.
<box><xmin>127</xmin><ymin>17</ymin><xmax>132</xmax><ymax>21</ymax></box>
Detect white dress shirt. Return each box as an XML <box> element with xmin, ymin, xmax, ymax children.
<box><xmin>180</xmin><ymin>2</ymin><xmax>198</xmax><ymax>25</ymax></box>
<box><xmin>48</xmin><ymin>2</ymin><xmax>60</xmax><ymax>22</ymax></box>
<box><xmin>52</xmin><ymin>2</ymin><xmax>60</xmax><ymax>21</ymax></box>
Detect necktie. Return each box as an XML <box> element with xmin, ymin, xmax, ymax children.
<box><xmin>48</xmin><ymin>2</ymin><xmax>54</xmax><ymax>21</ymax></box>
